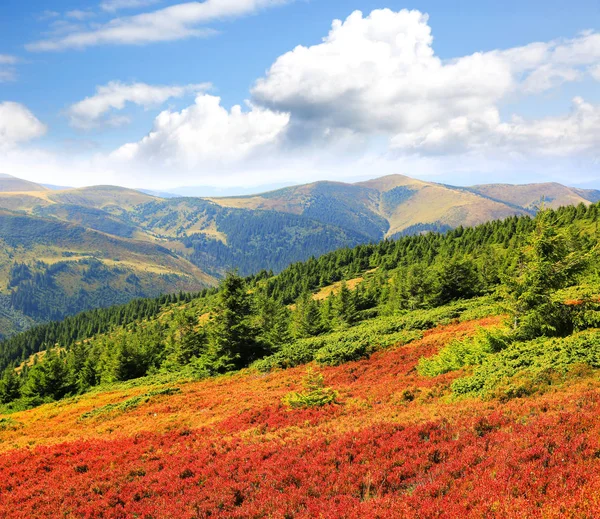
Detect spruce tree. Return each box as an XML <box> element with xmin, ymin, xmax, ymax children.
<box><xmin>335</xmin><ymin>281</ymin><xmax>357</xmax><ymax>325</ymax></box>
<box><xmin>504</xmin><ymin>210</ymin><xmax>589</xmax><ymax>339</ymax></box>
<box><xmin>207</xmin><ymin>272</ymin><xmax>258</xmax><ymax>372</ymax></box>
<box><xmin>0</xmin><ymin>368</ymin><xmax>21</xmax><ymax>404</ymax></box>
<box><xmin>293</xmin><ymin>292</ymin><xmax>325</xmax><ymax>338</ymax></box>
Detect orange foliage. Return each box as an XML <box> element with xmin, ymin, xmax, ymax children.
<box><xmin>2</xmin><ymin>314</ymin><xmax>600</xmax><ymax>518</ymax></box>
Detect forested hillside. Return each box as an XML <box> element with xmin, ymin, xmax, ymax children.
<box><xmin>1</xmin><ymin>200</ymin><xmax>599</xmax><ymax>411</ymax></box>
<box><xmin>2</xmin><ymin>201</ymin><xmax>600</xmax><ymax>517</ymax></box>
<box><xmin>0</xmin><ymin>173</ymin><xmax>598</xmax><ymax>339</ymax></box>
<box><xmin>0</xmin><ymin>210</ymin><xmax>214</xmax><ymax>338</ymax></box>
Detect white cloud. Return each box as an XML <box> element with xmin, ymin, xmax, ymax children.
<box><xmin>8</xmin><ymin>8</ymin><xmax>600</xmax><ymax>189</ymax></box>
<box><xmin>0</xmin><ymin>55</ymin><xmax>18</xmax><ymax>83</ymax></box>
<box><xmin>65</xmin><ymin>10</ymin><xmax>95</xmax><ymax>21</ymax></box>
<box><xmin>112</xmin><ymin>94</ymin><xmax>290</xmax><ymax>167</ymax></box>
<box><xmin>67</xmin><ymin>81</ymin><xmax>211</xmax><ymax>129</ymax></box>
<box><xmin>0</xmin><ymin>55</ymin><xmax>18</xmax><ymax>65</ymax></box>
<box><xmin>100</xmin><ymin>0</ymin><xmax>162</xmax><ymax>12</ymax></box>
<box><xmin>252</xmin><ymin>9</ymin><xmax>600</xmax><ymax>150</ymax></box>
<box><xmin>0</xmin><ymin>102</ymin><xmax>47</xmax><ymax>148</ymax></box>
<box><xmin>36</xmin><ymin>10</ymin><xmax>60</xmax><ymax>21</ymax></box>
<box><xmin>27</xmin><ymin>0</ymin><xmax>291</xmax><ymax>51</ymax></box>
<box><xmin>389</xmin><ymin>97</ymin><xmax>600</xmax><ymax>157</ymax></box>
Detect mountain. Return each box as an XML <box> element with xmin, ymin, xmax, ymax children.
<box><xmin>2</xmin><ymin>201</ymin><xmax>600</xmax><ymax>517</ymax></box>
<box><xmin>210</xmin><ymin>174</ymin><xmax>600</xmax><ymax>238</ymax></box>
<box><xmin>0</xmin><ymin>172</ymin><xmax>598</xmax><ymax>338</ymax></box>
<box><xmin>0</xmin><ymin>173</ymin><xmax>49</xmax><ymax>193</ymax></box>
<box><xmin>0</xmin><ymin>209</ymin><xmax>214</xmax><ymax>338</ymax></box>
<box><xmin>465</xmin><ymin>182</ymin><xmax>600</xmax><ymax>211</ymax></box>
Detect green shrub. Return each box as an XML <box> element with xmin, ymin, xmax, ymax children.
<box><xmin>0</xmin><ymin>417</ymin><xmax>23</xmax><ymax>431</ymax></box>
<box><xmin>451</xmin><ymin>330</ymin><xmax>600</xmax><ymax>398</ymax></box>
<box><xmin>418</xmin><ymin>328</ymin><xmax>509</xmax><ymax>377</ymax></box>
<box><xmin>283</xmin><ymin>369</ymin><xmax>338</xmax><ymax>409</ymax></box>
<box><xmin>79</xmin><ymin>387</ymin><xmax>181</xmax><ymax>420</ymax></box>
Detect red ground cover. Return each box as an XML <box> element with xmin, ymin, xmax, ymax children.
<box><xmin>2</xmin><ymin>316</ymin><xmax>599</xmax><ymax>518</ymax></box>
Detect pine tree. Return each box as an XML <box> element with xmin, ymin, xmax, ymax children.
<box><xmin>503</xmin><ymin>210</ymin><xmax>589</xmax><ymax>339</ymax></box>
<box><xmin>0</xmin><ymin>368</ymin><xmax>21</xmax><ymax>404</ymax></box>
<box><xmin>335</xmin><ymin>281</ymin><xmax>357</xmax><ymax>325</ymax></box>
<box><xmin>293</xmin><ymin>292</ymin><xmax>325</xmax><ymax>338</ymax></box>
<box><xmin>254</xmin><ymin>291</ymin><xmax>291</xmax><ymax>352</ymax></box>
<box><xmin>207</xmin><ymin>272</ymin><xmax>258</xmax><ymax>372</ymax></box>
<box><xmin>23</xmin><ymin>349</ymin><xmax>69</xmax><ymax>400</ymax></box>
<box><xmin>173</xmin><ymin>312</ymin><xmax>206</xmax><ymax>365</ymax></box>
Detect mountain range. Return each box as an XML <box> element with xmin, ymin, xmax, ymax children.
<box><xmin>0</xmin><ymin>172</ymin><xmax>598</xmax><ymax>337</ymax></box>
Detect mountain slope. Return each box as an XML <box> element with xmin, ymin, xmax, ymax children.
<box><xmin>0</xmin><ymin>174</ymin><xmax>48</xmax><ymax>193</ymax></box>
<box><xmin>466</xmin><ymin>182</ymin><xmax>600</xmax><ymax>210</ymax></box>
<box><xmin>210</xmin><ymin>174</ymin><xmax>600</xmax><ymax>239</ymax></box>
<box><xmin>2</xmin><ymin>201</ymin><xmax>600</xmax><ymax>518</ymax></box>
<box><xmin>0</xmin><ymin>210</ymin><xmax>214</xmax><ymax>337</ymax></box>
<box><xmin>0</xmin><ymin>174</ymin><xmax>598</xmax><ymax>338</ymax></box>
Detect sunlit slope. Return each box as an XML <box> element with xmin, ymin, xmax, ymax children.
<box><xmin>468</xmin><ymin>182</ymin><xmax>600</xmax><ymax>210</ymax></box>
<box><xmin>0</xmin><ymin>211</ymin><xmax>215</xmax><ymax>335</ymax></box>
<box><xmin>0</xmin><ymin>174</ymin><xmax>49</xmax><ymax>193</ymax></box>
<box><xmin>2</xmin><ymin>314</ymin><xmax>600</xmax><ymax>518</ymax></box>
<box><xmin>211</xmin><ymin>174</ymin><xmax>599</xmax><ymax>238</ymax></box>
<box><xmin>0</xmin><ymin>174</ymin><xmax>598</xmax><ymax>334</ymax></box>
<box><xmin>49</xmin><ymin>185</ymin><xmax>156</xmax><ymax>213</ymax></box>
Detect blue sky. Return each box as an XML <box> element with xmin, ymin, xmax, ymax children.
<box><xmin>0</xmin><ymin>0</ymin><xmax>599</xmax><ymax>190</ymax></box>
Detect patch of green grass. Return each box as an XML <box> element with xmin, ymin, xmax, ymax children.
<box><xmin>0</xmin><ymin>417</ymin><xmax>23</xmax><ymax>431</ymax></box>
<box><xmin>79</xmin><ymin>387</ymin><xmax>181</xmax><ymax>421</ymax></box>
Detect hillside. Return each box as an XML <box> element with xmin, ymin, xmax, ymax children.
<box><xmin>0</xmin><ymin>209</ymin><xmax>214</xmax><ymax>338</ymax></box>
<box><xmin>466</xmin><ymin>182</ymin><xmax>600</xmax><ymax>211</ymax></box>
<box><xmin>1</xmin><ymin>202</ymin><xmax>600</xmax><ymax>517</ymax></box>
<box><xmin>0</xmin><ymin>173</ymin><xmax>49</xmax><ymax>193</ymax></box>
<box><xmin>210</xmin><ymin>174</ymin><xmax>600</xmax><ymax>238</ymax></box>
<box><xmin>0</xmin><ymin>173</ymin><xmax>598</xmax><ymax>338</ymax></box>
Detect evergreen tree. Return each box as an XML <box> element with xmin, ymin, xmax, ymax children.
<box><xmin>334</xmin><ymin>281</ymin><xmax>357</xmax><ymax>325</ymax></box>
<box><xmin>206</xmin><ymin>272</ymin><xmax>259</xmax><ymax>372</ymax></box>
<box><xmin>293</xmin><ymin>292</ymin><xmax>325</xmax><ymax>338</ymax></box>
<box><xmin>23</xmin><ymin>349</ymin><xmax>69</xmax><ymax>400</ymax></box>
<box><xmin>435</xmin><ymin>259</ymin><xmax>480</xmax><ymax>305</ymax></box>
<box><xmin>172</xmin><ymin>312</ymin><xmax>206</xmax><ymax>365</ymax></box>
<box><xmin>254</xmin><ymin>291</ymin><xmax>291</xmax><ymax>352</ymax></box>
<box><xmin>0</xmin><ymin>368</ymin><xmax>21</xmax><ymax>404</ymax></box>
<box><xmin>503</xmin><ymin>210</ymin><xmax>589</xmax><ymax>339</ymax></box>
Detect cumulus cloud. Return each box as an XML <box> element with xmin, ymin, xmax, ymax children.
<box><xmin>100</xmin><ymin>0</ymin><xmax>162</xmax><ymax>12</ymax></box>
<box><xmin>67</xmin><ymin>81</ymin><xmax>211</xmax><ymax>129</ymax></box>
<box><xmin>252</xmin><ymin>9</ymin><xmax>600</xmax><ymax>153</ymax></box>
<box><xmin>27</xmin><ymin>0</ymin><xmax>291</xmax><ymax>51</ymax></box>
<box><xmin>390</xmin><ymin>97</ymin><xmax>600</xmax><ymax>157</ymax></box>
<box><xmin>0</xmin><ymin>102</ymin><xmax>47</xmax><ymax>148</ymax></box>
<box><xmin>112</xmin><ymin>94</ymin><xmax>290</xmax><ymax>167</ymax></box>
<box><xmin>9</xmin><ymin>8</ymin><xmax>600</xmax><ymax>189</ymax></box>
<box><xmin>0</xmin><ymin>55</ymin><xmax>18</xmax><ymax>65</ymax></box>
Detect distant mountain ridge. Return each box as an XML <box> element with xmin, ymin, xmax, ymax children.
<box><xmin>207</xmin><ymin>174</ymin><xmax>600</xmax><ymax>238</ymax></box>
<box><xmin>0</xmin><ymin>172</ymin><xmax>598</xmax><ymax>337</ymax></box>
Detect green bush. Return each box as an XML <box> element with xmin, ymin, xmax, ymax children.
<box><xmin>283</xmin><ymin>369</ymin><xmax>338</xmax><ymax>409</ymax></box>
<box><xmin>79</xmin><ymin>387</ymin><xmax>181</xmax><ymax>420</ymax></box>
<box><xmin>418</xmin><ymin>328</ymin><xmax>509</xmax><ymax>377</ymax></box>
<box><xmin>451</xmin><ymin>330</ymin><xmax>600</xmax><ymax>398</ymax></box>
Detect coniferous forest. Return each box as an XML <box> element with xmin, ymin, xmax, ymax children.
<box><xmin>2</xmin><ymin>201</ymin><xmax>599</xmax><ymax>410</ymax></box>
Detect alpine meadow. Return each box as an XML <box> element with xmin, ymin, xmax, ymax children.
<box><xmin>1</xmin><ymin>2</ymin><xmax>600</xmax><ymax>518</ymax></box>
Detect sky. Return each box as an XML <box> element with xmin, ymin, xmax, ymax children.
<box><xmin>0</xmin><ymin>0</ymin><xmax>599</xmax><ymax>191</ymax></box>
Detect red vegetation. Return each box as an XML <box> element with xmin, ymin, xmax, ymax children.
<box><xmin>2</xmin><ymin>316</ymin><xmax>600</xmax><ymax>518</ymax></box>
